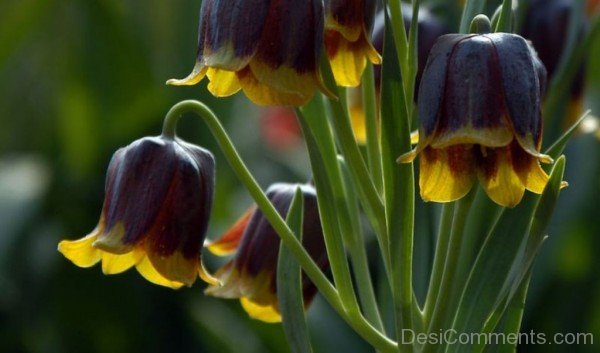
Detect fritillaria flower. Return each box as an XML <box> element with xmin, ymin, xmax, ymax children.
<box><xmin>348</xmin><ymin>6</ymin><xmax>448</xmax><ymax>143</ymax></box>
<box><xmin>168</xmin><ymin>0</ymin><xmax>330</xmax><ymax>106</ymax></box>
<box><xmin>204</xmin><ymin>183</ymin><xmax>328</xmax><ymax>323</ymax></box>
<box><xmin>324</xmin><ymin>0</ymin><xmax>382</xmax><ymax>87</ymax></box>
<box><xmin>399</xmin><ymin>32</ymin><xmax>554</xmax><ymax>208</ymax></box>
<box><xmin>58</xmin><ymin>135</ymin><xmax>217</xmax><ymax>289</ymax></box>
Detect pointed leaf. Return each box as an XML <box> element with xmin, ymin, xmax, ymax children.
<box><xmin>278</xmin><ymin>187</ymin><xmax>313</xmax><ymax>353</ymax></box>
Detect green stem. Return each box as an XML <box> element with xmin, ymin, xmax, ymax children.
<box><xmin>362</xmin><ymin>63</ymin><xmax>383</xmax><ymax>194</ymax></box>
<box><xmin>163</xmin><ymin>100</ymin><xmax>396</xmax><ymax>353</ymax></box>
<box><xmin>422</xmin><ymin>190</ymin><xmax>476</xmax><ymax>353</ymax></box>
<box><xmin>339</xmin><ymin>158</ymin><xmax>385</xmax><ymax>330</ymax></box>
<box><xmin>423</xmin><ymin>203</ymin><xmax>455</xmax><ymax>320</ymax></box>
<box><xmin>388</xmin><ymin>0</ymin><xmax>409</xmax><ymax>84</ymax></box>
<box><xmin>296</xmin><ymin>101</ymin><xmax>360</xmax><ymax>314</ymax></box>
<box><xmin>319</xmin><ymin>59</ymin><xmax>389</xmax><ymax>269</ymax></box>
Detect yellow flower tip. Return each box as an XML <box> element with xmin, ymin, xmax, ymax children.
<box><xmin>135</xmin><ymin>256</ymin><xmax>185</xmax><ymax>289</ymax></box>
<box><xmin>365</xmin><ymin>37</ymin><xmax>382</xmax><ymax>65</ymax></box>
<box><xmin>198</xmin><ymin>261</ymin><xmax>221</xmax><ymax>286</ymax></box>
<box><xmin>538</xmin><ymin>153</ymin><xmax>554</xmax><ymax>164</ymax></box>
<box><xmin>166</xmin><ymin>62</ymin><xmax>207</xmax><ymax>86</ymax></box>
<box><xmin>58</xmin><ymin>233</ymin><xmax>102</xmax><ymax>268</ymax></box>
<box><xmin>101</xmin><ymin>251</ymin><xmax>142</xmax><ymax>275</ymax></box>
<box><xmin>560</xmin><ymin>181</ymin><xmax>569</xmax><ymax>189</ymax></box>
<box><xmin>397</xmin><ymin>149</ymin><xmax>418</xmax><ymax>164</ymax></box>
<box><xmin>205</xmin><ymin>241</ymin><xmax>236</xmax><ymax>256</ymax></box>
<box><xmin>206</xmin><ymin>68</ymin><xmax>242</xmax><ymax>97</ymax></box>
<box><xmin>410</xmin><ymin>130</ymin><xmax>420</xmax><ymax>145</ymax></box>
<box><xmin>240</xmin><ymin>297</ymin><xmax>282</xmax><ymax>323</ymax></box>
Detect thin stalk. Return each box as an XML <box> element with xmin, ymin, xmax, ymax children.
<box><xmin>362</xmin><ymin>63</ymin><xmax>383</xmax><ymax>194</ymax></box>
<box><xmin>423</xmin><ymin>203</ymin><xmax>455</xmax><ymax>319</ymax></box>
<box><xmin>320</xmin><ymin>58</ymin><xmax>389</xmax><ymax>269</ymax></box>
<box><xmin>340</xmin><ymin>158</ymin><xmax>385</xmax><ymax>330</ymax></box>
<box><xmin>296</xmin><ymin>101</ymin><xmax>360</xmax><ymax>315</ymax></box>
<box><xmin>388</xmin><ymin>0</ymin><xmax>409</xmax><ymax>82</ymax></box>
<box><xmin>162</xmin><ymin>100</ymin><xmax>396</xmax><ymax>353</ymax></box>
<box><xmin>422</xmin><ymin>190</ymin><xmax>476</xmax><ymax>353</ymax></box>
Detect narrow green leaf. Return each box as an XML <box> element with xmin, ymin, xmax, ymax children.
<box><xmin>296</xmin><ymin>103</ymin><xmax>359</xmax><ymax>312</ymax></box>
<box><xmin>482</xmin><ymin>270</ymin><xmax>532</xmax><ymax>353</ymax></box>
<box><xmin>494</xmin><ymin>0</ymin><xmax>513</xmax><ymax>32</ymax></box>
<box><xmin>278</xmin><ymin>187</ymin><xmax>312</xmax><ymax>353</ymax></box>
<box><xmin>447</xmin><ymin>157</ymin><xmax>567</xmax><ymax>353</ymax></box>
<box><xmin>545</xmin><ymin>110</ymin><xmax>591</xmax><ymax>159</ymax></box>
<box><xmin>380</xmin><ymin>9</ymin><xmax>417</xmax><ymax>350</ymax></box>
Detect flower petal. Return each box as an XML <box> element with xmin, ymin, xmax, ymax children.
<box><xmin>93</xmin><ymin>222</ymin><xmax>132</xmax><ymax>254</ymax></box>
<box><xmin>240</xmin><ymin>297</ymin><xmax>281</xmax><ymax>323</ymax></box>
<box><xmin>102</xmin><ymin>250</ymin><xmax>143</xmax><ymax>275</ymax></box>
<box><xmin>206</xmin><ymin>68</ymin><xmax>242</xmax><ymax>97</ymax></box>
<box><xmin>167</xmin><ymin>62</ymin><xmax>208</xmax><ymax>86</ymax></box>
<box><xmin>58</xmin><ymin>231</ymin><xmax>102</xmax><ymax>268</ymax></box>
<box><xmin>146</xmin><ymin>250</ymin><xmax>198</xmax><ymax>287</ymax></box>
<box><xmin>135</xmin><ymin>255</ymin><xmax>185</xmax><ymax>289</ymax></box>
<box><xmin>326</xmin><ymin>31</ymin><xmax>380</xmax><ymax>87</ymax></box>
<box><xmin>509</xmin><ymin>142</ymin><xmax>549</xmax><ymax>194</ymax></box>
<box><xmin>476</xmin><ymin>145</ymin><xmax>526</xmax><ymax>208</ymax></box>
<box><xmin>205</xmin><ymin>207</ymin><xmax>254</xmax><ymax>256</ymax></box>
<box><xmin>237</xmin><ymin>66</ymin><xmax>315</xmax><ymax>106</ymax></box>
<box><xmin>419</xmin><ymin>146</ymin><xmax>476</xmax><ymax>202</ymax></box>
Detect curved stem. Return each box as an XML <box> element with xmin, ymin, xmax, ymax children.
<box><xmin>339</xmin><ymin>158</ymin><xmax>384</xmax><ymax>330</ymax></box>
<box><xmin>163</xmin><ymin>100</ymin><xmax>396</xmax><ymax>353</ymax></box>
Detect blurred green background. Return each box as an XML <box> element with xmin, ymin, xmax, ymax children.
<box><xmin>0</xmin><ymin>1</ymin><xmax>598</xmax><ymax>353</ymax></box>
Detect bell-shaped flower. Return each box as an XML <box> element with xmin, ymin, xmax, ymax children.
<box><xmin>399</xmin><ymin>32</ymin><xmax>554</xmax><ymax>208</ymax></box>
<box><xmin>324</xmin><ymin>0</ymin><xmax>382</xmax><ymax>87</ymax></box>
<box><xmin>204</xmin><ymin>183</ymin><xmax>328</xmax><ymax>323</ymax></box>
<box><xmin>58</xmin><ymin>135</ymin><xmax>217</xmax><ymax>288</ymax></box>
<box><xmin>349</xmin><ymin>6</ymin><xmax>448</xmax><ymax>144</ymax></box>
<box><xmin>168</xmin><ymin>0</ymin><xmax>330</xmax><ymax>106</ymax></box>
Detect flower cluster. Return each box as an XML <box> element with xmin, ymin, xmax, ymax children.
<box><xmin>168</xmin><ymin>0</ymin><xmax>380</xmax><ymax>106</ymax></box>
<box><xmin>58</xmin><ymin>1</ymin><xmax>573</xmax><ymax>323</ymax></box>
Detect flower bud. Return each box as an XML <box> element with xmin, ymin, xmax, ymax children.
<box><xmin>399</xmin><ymin>32</ymin><xmax>554</xmax><ymax>208</ymax></box>
<box><xmin>58</xmin><ymin>135</ymin><xmax>217</xmax><ymax>288</ymax></box>
<box><xmin>204</xmin><ymin>183</ymin><xmax>327</xmax><ymax>323</ymax></box>
<box><xmin>168</xmin><ymin>0</ymin><xmax>330</xmax><ymax>106</ymax></box>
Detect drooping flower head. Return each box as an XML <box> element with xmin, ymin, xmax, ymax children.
<box><xmin>348</xmin><ymin>6</ymin><xmax>448</xmax><ymax>143</ymax></box>
<box><xmin>58</xmin><ymin>135</ymin><xmax>217</xmax><ymax>288</ymax></box>
<box><xmin>324</xmin><ymin>0</ymin><xmax>382</xmax><ymax>87</ymax></box>
<box><xmin>168</xmin><ymin>0</ymin><xmax>330</xmax><ymax>106</ymax></box>
<box><xmin>204</xmin><ymin>183</ymin><xmax>328</xmax><ymax>323</ymax></box>
<box><xmin>399</xmin><ymin>29</ymin><xmax>554</xmax><ymax>208</ymax></box>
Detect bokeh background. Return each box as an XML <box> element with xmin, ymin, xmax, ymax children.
<box><xmin>0</xmin><ymin>1</ymin><xmax>598</xmax><ymax>352</ymax></box>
